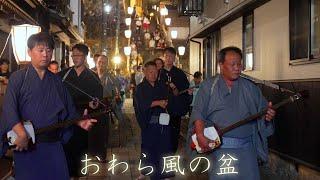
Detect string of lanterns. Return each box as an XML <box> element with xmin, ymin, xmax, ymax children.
<box><xmin>123</xmin><ymin>3</ymin><xmax>186</xmax><ymax>70</ymax></box>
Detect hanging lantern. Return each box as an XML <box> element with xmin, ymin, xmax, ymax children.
<box><xmin>178</xmin><ymin>46</ymin><xmax>186</xmax><ymax>56</ymax></box>
<box><xmin>149</xmin><ymin>39</ymin><xmax>155</xmax><ymax>48</ymax></box>
<box><xmin>125</xmin><ymin>18</ymin><xmax>132</xmax><ymax>26</ymax></box>
<box><xmin>124</xmin><ymin>29</ymin><xmax>132</xmax><ymax>38</ymax></box>
<box><xmin>124</xmin><ymin>46</ymin><xmax>131</xmax><ymax>56</ymax></box>
<box><xmin>152</xmin><ymin>5</ymin><xmax>157</xmax><ymax>10</ymax></box>
<box><xmin>127</xmin><ymin>6</ymin><xmax>133</xmax><ymax>15</ymax></box>
<box><xmin>170</xmin><ymin>30</ymin><xmax>178</xmax><ymax>39</ymax></box>
<box><xmin>165</xmin><ymin>18</ymin><xmax>171</xmax><ymax>26</ymax></box>
<box><xmin>160</xmin><ymin>7</ymin><xmax>168</xmax><ymax>16</ymax></box>
<box><xmin>11</xmin><ymin>24</ymin><xmax>41</xmax><ymax>64</ymax></box>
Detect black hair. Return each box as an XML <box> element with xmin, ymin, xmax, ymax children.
<box><xmin>49</xmin><ymin>60</ymin><xmax>59</xmax><ymax>66</ymax></box>
<box><xmin>144</xmin><ymin>61</ymin><xmax>157</xmax><ymax>68</ymax></box>
<box><xmin>0</xmin><ymin>58</ymin><xmax>10</xmax><ymax>65</ymax></box>
<box><xmin>164</xmin><ymin>47</ymin><xmax>176</xmax><ymax>55</ymax></box>
<box><xmin>218</xmin><ymin>46</ymin><xmax>242</xmax><ymax>63</ymax></box>
<box><xmin>193</xmin><ymin>71</ymin><xmax>202</xmax><ymax>78</ymax></box>
<box><xmin>27</xmin><ymin>32</ymin><xmax>55</xmax><ymax>50</ymax></box>
<box><xmin>72</xmin><ymin>44</ymin><xmax>89</xmax><ymax>55</ymax></box>
<box><xmin>94</xmin><ymin>54</ymin><xmax>100</xmax><ymax>58</ymax></box>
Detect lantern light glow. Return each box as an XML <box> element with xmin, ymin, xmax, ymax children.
<box><xmin>160</xmin><ymin>7</ymin><xmax>168</xmax><ymax>16</ymax></box>
<box><xmin>104</xmin><ymin>4</ymin><xmax>111</xmax><ymax>13</ymax></box>
<box><xmin>124</xmin><ymin>46</ymin><xmax>131</xmax><ymax>56</ymax></box>
<box><xmin>165</xmin><ymin>18</ymin><xmax>171</xmax><ymax>26</ymax></box>
<box><xmin>170</xmin><ymin>30</ymin><xmax>178</xmax><ymax>39</ymax></box>
<box><xmin>113</xmin><ymin>55</ymin><xmax>121</xmax><ymax>64</ymax></box>
<box><xmin>127</xmin><ymin>6</ymin><xmax>133</xmax><ymax>15</ymax></box>
<box><xmin>178</xmin><ymin>46</ymin><xmax>186</xmax><ymax>56</ymax></box>
<box><xmin>124</xmin><ymin>29</ymin><xmax>132</xmax><ymax>38</ymax></box>
<box><xmin>125</xmin><ymin>18</ymin><xmax>132</xmax><ymax>26</ymax></box>
<box><xmin>11</xmin><ymin>24</ymin><xmax>41</xmax><ymax>64</ymax></box>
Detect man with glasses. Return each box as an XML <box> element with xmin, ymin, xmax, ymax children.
<box><xmin>59</xmin><ymin>44</ymin><xmax>105</xmax><ymax>177</ymax></box>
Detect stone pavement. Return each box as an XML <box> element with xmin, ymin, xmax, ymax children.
<box><xmin>79</xmin><ymin>98</ymin><xmax>208</xmax><ymax>180</ymax></box>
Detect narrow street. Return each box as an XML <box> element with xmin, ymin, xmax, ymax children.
<box><xmin>77</xmin><ymin>98</ymin><xmax>278</xmax><ymax>180</ymax></box>
<box><xmin>79</xmin><ymin>98</ymin><xmax>207</xmax><ymax>180</ymax></box>
<box><xmin>1</xmin><ymin>98</ymin><xmax>281</xmax><ymax>180</ymax></box>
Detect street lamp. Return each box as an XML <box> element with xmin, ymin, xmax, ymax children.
<box><xmin>124</xmin><ymin>29</ymin><xmax>132</xmax><ymax>38</ymax></box>
<box><xmin>170</xmin><ymin>30</ymin><xmax>178</xmax><ymax>39</ymax></box>
<box><xmin>113</xmin><ymin>55</ymin><xmax>121</xmax><ymax>64</ymax></box>
<box><xmin>104</xmin><ymin>4</ymin><xmax>111</xmax><ymax>14</ymax></box>
<box><xmin>113</xmin><ymin>55</ymin><xmax>121</xmax><ymax>69</ymax></box>
<box><xmin>11</xmin><ymin>24</ymin><xmax>41</xmax><ymax>64</ymax></box>
<box><xmin>165</xmin><ymin>18</ymin><xmax>171</xmax><ymax>26</ymax></box>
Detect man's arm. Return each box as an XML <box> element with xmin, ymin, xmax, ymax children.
<box><xmin>190</xmin><ymin>78</ymin><xmax>216</xmax><ymax>152</ymax></box>
<box><xmin>1</xmin><ymin>72</ymin><xmax>29</xmax><ymax>151</ymax></box>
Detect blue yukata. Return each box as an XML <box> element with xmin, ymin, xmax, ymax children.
<box><xmin>0</xmin><ymin>65</ymin><xmax>78</xmax><ymax>180</ymax></box>
<box><xmin>134</xmin><ymin>79</ymin><xmax>174</xmax><ymax>179</ymax></box>
<box><xmin>188</xmin><ymin>74</ymin><xmax>274</xmax><ymax>180</ymax></box>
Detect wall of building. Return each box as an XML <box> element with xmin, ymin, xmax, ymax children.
<box><xmin>251</xmin><ymin>0</ymin><xmax>320</xmax><ymax>80</ymax></box>
<box><xmin>70</xmin><ymin>0</ymin><xmax>84</xmax><ymax>38</ymax></box>
<box><xmin>189</xmin><ymin>40</ymin><xmax>201</xmax><ymax>75</ymax></box>
<box><xmin>195</xmin><ymin>0</ymin><xmax>320</xmax><ymax>80</ymax></box>
<box><xmin>221</xmin><ymin>17</ymin><xmax>242</xmax><ymax>49</ymax></box>
<box><xmin>190</xmin><ymin>0</ymin><xmax>250</xmax><ymax>36</ymax></box>
<box><xmin>188</xmin><ymin>0</ymin><xmax>320</xmax><ymax>178</ymax></box>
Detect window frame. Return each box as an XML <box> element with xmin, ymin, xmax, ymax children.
<box><xmin>289</xmin><ymin>0</ymin><xmax>320</xmax><ymax>65</ymax></box>
<box><xmin>242</xmin><ymin>11</ymin><xmax>254</xmax><ymax>71</ymax></box>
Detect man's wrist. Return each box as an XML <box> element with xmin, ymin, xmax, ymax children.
<box><xmin>194</xmin><ymin>120</ymin><xmax>205</xmax><ymax>137</ymax></box>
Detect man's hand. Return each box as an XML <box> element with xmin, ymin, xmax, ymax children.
<box><xmin>169</xmin><ymin>82</ymin><xmax>176</xmax><ymax>89</ymax></box>
<box><xmin>77</xmin><ymin>109</ymin><xmax>97</xmax><ymax>131</ymax></box>
<box><xmin>12</xmin><ymin>123</ymin><xmax>29</xmax><ymax>151</ymax></box>
<box><xmin>88</xmin><ymin>98</ymin><xmax>99</xmax><ymax>109</ymax></box>
<box><xmin>196</xmin><ymin>134</ymin><xmax>215</xmax><ymax>153</ymax></box>
<box><xmin>265</xmin><ymin>102</ymin><xmax>276</xmax><ymax>121</ymax></box>
<box><xmin>151</xmin><ymin>100</ymin><xmax>168</xmax><ymax>109</ymax></box>
<box><xmin>187</xmin><ymin>88</ymin><xmax>193</xmax><ymax>95</ymax></box>
<box><xmin>194</xmin><ymin>120</ymin><xmax>215</xmax><ymax>153</ymax></box>
<box><xmin>158</xmin><ymin>100</ymin><xmax>168</xmax><ymax>109</ymax></box>
<box><xmin>169</xmin><ymin>83</ymin><xmax>179</xmax><ymax>96</ymax></box>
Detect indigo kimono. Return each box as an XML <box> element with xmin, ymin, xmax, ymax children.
<box><xmin>134</xmin><ymin>79</ymin><xmax>174</xmax><ymax>179</ymax></box>
<box><xmin>0</xmin><ymin>65</ymin><xmax>78</xmax><ymax>180</ymax></box>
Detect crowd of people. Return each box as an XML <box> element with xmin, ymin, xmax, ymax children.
<box><xmin>0</xmin><ymin>32</ymin><xmax>276</xmax><ymax>180</ymax></box>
